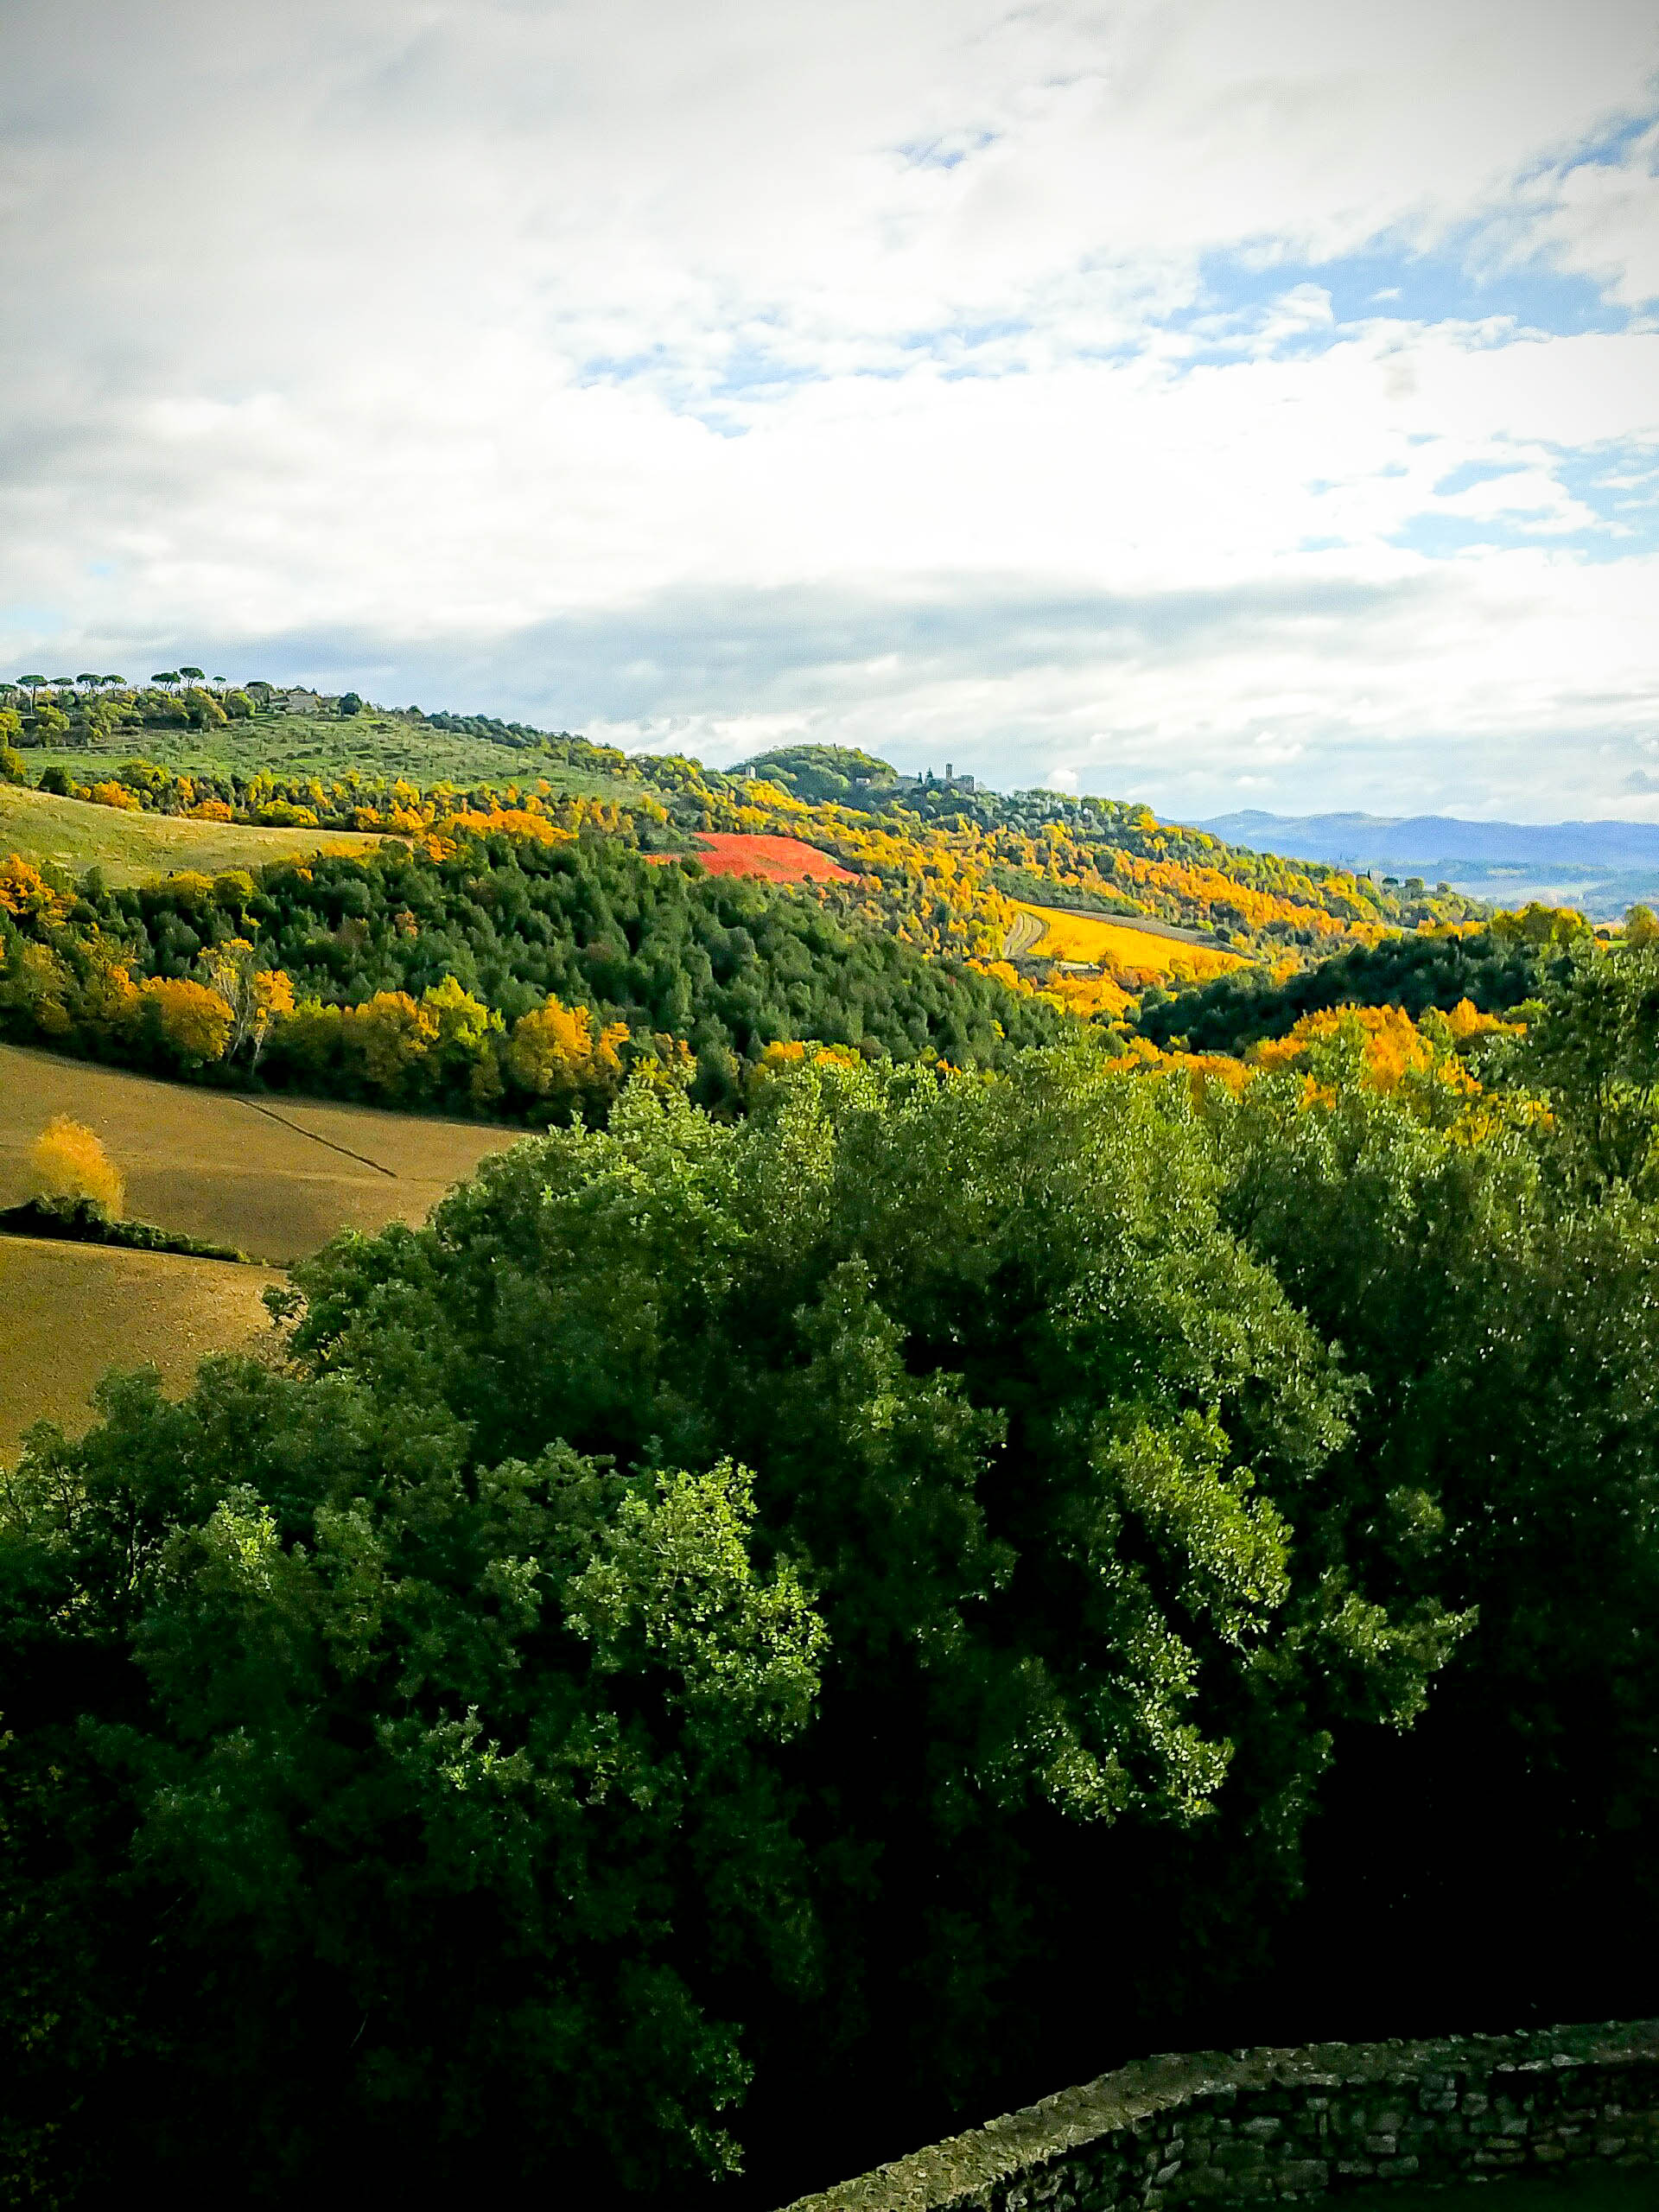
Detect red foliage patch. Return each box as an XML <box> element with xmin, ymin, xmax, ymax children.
<box><xmin>686</xmin><ymin>833</ymin><xmax>857</xmax><ymax>885</ymax></box>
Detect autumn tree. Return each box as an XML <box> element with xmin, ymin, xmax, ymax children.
<box><xmin>197</xmin><ymin>938</ymin><xmax>295</xmax><ymax>1069</ymax></box>
<box><xmin>506</xmin><ymin>994</ymin><xmax>628</xmax><ymax>1113</ymax></box>
<box><xmin>128</xmin><ymin>976</ymin><xmax>234</xmax><ymax>1065</ymax></box>
<box><xmin>28</xmin><ymin>1115</ymin><xmax>124</xmax><ymax>1214</ymax></box>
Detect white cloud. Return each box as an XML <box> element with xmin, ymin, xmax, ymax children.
<box><xmin>1509</xmin><ymin>120</ymin><xmax>1659</xmax><ymax>307</ymax></box>
<box><xmin>0</xmin><ymin>0</ymin><xmax>1656</xmax><ymax>817</ymax></box>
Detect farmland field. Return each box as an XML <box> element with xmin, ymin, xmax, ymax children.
<box><xmin>0</xmin><ymin>1236</ymin><xmax>284</xmax><ymax>1457</ymax></box>
<box><xmin>690</xmin><ymin>831</ymin><xmax>859</xmax><ymax>883</ymax></box>
<box><xmin>1013</xmin><ymin>899</ymin><xmax>1246</xmax><ymax>980</ymax></box>
<box><xmin>0</xmin><ymin>1043</ymin><xmax>518</xmax><ymax>1262</ymax></box>
<box><xmin>0</xmin><ymin>781</ymin><xmax>386</xmax><ymax>886</ymax></box>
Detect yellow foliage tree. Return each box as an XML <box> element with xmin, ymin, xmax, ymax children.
<box><xmin>78</xmin><ymin>954</ymin><xmax>139</xmax><ymax>1033</ymax></box>
<box><xmin>30</xmin><ymin>1115</ymin><xmax>125</xmax><ymax>1214</ymax></box>
<box><xmin>198</xmin><ymin>938</ymin><xmax>296</xmax><ymax>1067</ymax></box>
<box><xmin>132</xmin><ymin>976</ymin><xmax>235</xmax><ymax>1065</ymax></box>
<box><xmin>1102</xmin><ymin>1035</ymin><xmax>1249</xmax><ymax>1109</ymax></box>
<box><xmin>338</xmin><ymin>991</ymin><xmax>440</xmax><ymax>1091</ymax></box>
<box><xmin>0</xmin><ymin>855</ymin><xmax>71</xmax><ymax>924</ymax></box>
<box><xmin>422</xmin><ymin>975</ymin><xmax>498</xmax><ymax>1064</ymax></box>
<box><xmin>506</xmin><ymin>996</ymin><xmax>629</xmax><ymax>1102</ymax></box>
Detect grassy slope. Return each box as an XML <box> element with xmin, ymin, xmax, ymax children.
<box><xmin>27</xmin><ymin>709</ymin><xmax>645</xmax><ymax>800</ymax></box>
<box><xmin>0</xmin><ymin>783</ymin><xmax>387</xmax><ymax>887</ymax></box>
<box><xmin>0</xmin><ymin>1237</ymin><xmax>284</xmax><ymax>1458</ymax></box>
<box><xmin>0</xmin><ymin>1043</ymin><xmax>517</xmax><ymax>1263</ymax></box>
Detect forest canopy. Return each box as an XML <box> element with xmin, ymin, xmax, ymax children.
<box><xmin>0</xmin><ymin>823</ymin><xmax>1065</xmax><ymax>1116</ymax></box>
<box><xmin>7</xmin><ymin>943</ymin><xmax>1659</xmax><ymax>2199</ymax></box>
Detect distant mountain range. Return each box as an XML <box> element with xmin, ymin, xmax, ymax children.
<box><xmin>1198</xmin><ymin>810</ymin><xmax>1659</xmax><ymax>919</ymax></box>
<box><xmin>1199</xmin><ymin>811</ymin><xmax>1659</xmax><ymax>870</ymax></box>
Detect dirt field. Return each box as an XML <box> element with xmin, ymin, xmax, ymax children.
<box><xmin>0</xmin><ymin>1236</ymin><xmax>285</xmax><ymax>1456</ymax></box>
<box><xmin>0</xmin><ymin>1044</ymin><xmax>519</xmax><ymax>1263</ymax></box>
<box><xmin>690</xmin><ymin>833</ymin><xmax>858</xmax><ymax>882</ymax></box>
<box><xmin>1</xmin><ymin>1044</ymin><xmax>524</xmax><ymax>1456</ymax></box>
<box><xmin>0</xmin><ymin>782</ymin><xmax>386</xmax><ymax>886</ymax></box>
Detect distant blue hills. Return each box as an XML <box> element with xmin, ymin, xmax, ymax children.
<box><xmin>1194</xmin><ymin>811</ymin><xmax>1659</xmax><ymax>921</ymax></box>
<box><xmin>1198</xmin><ymin>811</ymin><xmax>1659</xmax><ymax>872</ymax></box>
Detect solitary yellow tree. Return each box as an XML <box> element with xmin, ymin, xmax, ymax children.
<box><xmin>30</xmin><ymin>1115</ymin><xmax>125</xmax><ymax>1215</ymax></box>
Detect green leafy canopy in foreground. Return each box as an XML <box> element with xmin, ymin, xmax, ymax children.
<box><xmin>0</xmin><ymin>1048</ymin><xmax>1475</xmax><ymax>2197</ymax></box>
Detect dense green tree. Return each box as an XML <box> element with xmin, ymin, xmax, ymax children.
<box><xmin>0</xmin><ymin>1367</ymin><xmax>823</xmax><ymax>2199</ymax></box>
<box><xmin>736</xmin><ymin>744</ymin><xmax>897</xmax><ymax>803</ymax></box>
<box><xmin>0</xmin><ymin>1049</ymin><xmax>1470</xmax><ymax>2198</ymax></box>
<box><xmin>283</xmin><ymin>1052</ymin><xmax>1462</xmax><ymax>2128</ymax></box>
<box><xmin>1215</xmin><ymin>1046</ymin><xmax>1659</xmax><ymax>2031</ymax></box>
<box><xmin>25</xmin><ymin>830</ymin><xmax>1067</xmax><ymax>1108</ymax></box>
<box><xmin>1510</xmin><ymin>938</ymin><xmax>1659</xmax><ymax>1194</ymax></box>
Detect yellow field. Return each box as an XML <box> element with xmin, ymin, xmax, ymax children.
<box><xmin>0</xmin><ymin>781</ymin><xmax>386</xmax><ymax>886</ymax></box>
<box><xmin>0</xmin><ymin>1236</ymin><xmax>284</xmax><ymax>1457</ymax></box>
<box><xmin>0</xmin><ymin>1044</ymin><xmax>518</xmax><ymax>1263</ymax></box>
<box><xmin>1014</xmin><ymin>902</ymin><xmax>1245</xmax><ymax>981</ymax></box>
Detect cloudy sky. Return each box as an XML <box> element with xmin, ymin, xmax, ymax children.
<box><xmin>3</xmin><ymin>0</ymin><xmax>1657</xmax><ymax>819</ymax></box>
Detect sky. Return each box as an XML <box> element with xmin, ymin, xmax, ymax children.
<box><xmin>2</xmin><ymin>0</ymin><xmax>1657</xmax><ymax>821</ymax></box>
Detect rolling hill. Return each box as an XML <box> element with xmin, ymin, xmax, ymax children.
<box><xmin>0</xmin><ymin>1236</ymin><xmax>284</xmax><ymax>1457</ymax></box>
<box><xmin>0</xmin><ymin>1040</ymin><xmax>523</xmax><ymax>1454</ymax></box>
<box><xmin>23</xmin><ymin>705</ymin><xmax>649</xmax><ymax>802</ymax></box>
<box><xmin>0</xmin><ymin>782</ymin><xmax>387</xmax><ymax>886</ymax></box>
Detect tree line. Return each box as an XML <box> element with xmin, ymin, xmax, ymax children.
<box><xmin>1132</xmin><ymin>902</ymin><xmax>1605</xmax><ymax>1055</ymax></box>
<box><xmin>0</xmin><ymin>822</ymin><xmax>1066</xmax><ymax>1118</ymax></box>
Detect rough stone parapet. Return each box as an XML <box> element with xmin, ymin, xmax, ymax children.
<box><xmin>776</xmin><ymin>2019</ymin><xmax>1659</xmax><ymax>2211</ymax></box>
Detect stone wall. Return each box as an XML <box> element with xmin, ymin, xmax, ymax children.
<box><xmin>778</xmin><ymin>2020</ymin><xmax>1659</xmax><ymax>2211</ymax></box>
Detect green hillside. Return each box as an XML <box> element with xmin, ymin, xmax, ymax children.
<box><xmin>26</xmin><ymin>709</ymin><xmax>645</xmax><ymax>802</ymax></box>
<box><xmin>0</xmin><ymin>781</ymin><xmax>385</xmax><ymax>886</ymax></box>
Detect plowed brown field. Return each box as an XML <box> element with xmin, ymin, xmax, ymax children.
<box><xmin>0</xmin><ymin>1236</ymin><xmax>284</xmax><ymax>1456</ymax></box>
<box><xmin>0</xmin><ymin>1044</ymin><xmax>517</xmax><ymax>1263</ymax></box>
<box><xmin>1</xmin><ymin>1044</ymin><xmax>524</xmax><ymax>1455</ymax></box>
